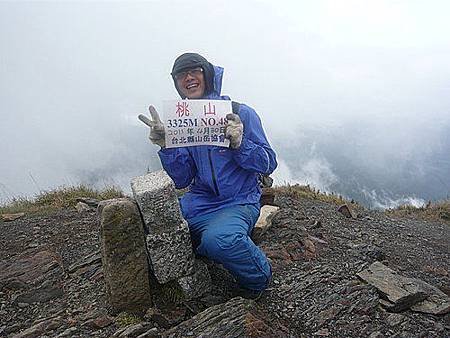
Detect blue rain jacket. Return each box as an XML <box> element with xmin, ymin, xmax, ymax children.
<box><xmin>158</xmin><ymin>65</ymin><xmax>277</xmax><ymax>220</ymax></box>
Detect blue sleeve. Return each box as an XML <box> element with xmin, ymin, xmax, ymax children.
<box><xmin>158</xmin><ymin>147</ymin><xmax>196</xmax><ymax>189</ymax></box>
<box><xmin>232</xmin><ymin>104</ymin><xmax>277</xmax><ymax>174</ymax></box>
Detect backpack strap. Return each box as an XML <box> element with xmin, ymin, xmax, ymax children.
<box><xmin>231</xmin><ymin>100</ymin><xmax>273</xmax><ymax>188</ymax></box>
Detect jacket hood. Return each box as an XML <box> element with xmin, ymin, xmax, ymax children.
<box><xmin>171</xmin><ymin>53</ymin><xmax>228</xmax><ymax>100</ymax></box>
<box><xmin>206</xmin><ymin>65</ymin><xmax>226</xmax><ymax>99</ymax></box>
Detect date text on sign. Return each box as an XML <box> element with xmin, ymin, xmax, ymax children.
<box><xmin>162</xmin><ymin>99</ymin><xmax>232</xmax><ymax>148</ymax></box>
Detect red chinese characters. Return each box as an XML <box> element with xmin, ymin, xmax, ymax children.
<box><xmin>175</xmin><ymin>101</ymin><xmax>190</xmax><ymax>117</ymax></box>
<box><xmin>203</xmin><ymin>102</ymin><xmax>216</xmax><ymax>116</ymax></box>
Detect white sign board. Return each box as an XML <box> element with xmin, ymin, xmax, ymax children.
<box><xmin>162</xmin><ymin>99</ymin><xmax>232</xmax><ymax>148</ymax></box>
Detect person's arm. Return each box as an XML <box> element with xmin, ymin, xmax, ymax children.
<box><xmin>231</xmin><ymin>105</ymin><xmax>277</xmax><ymax>174</ymax></box>
<box><xmin>158</xmin><ymin>147</ymin><xmax>196</xmax><ymax>189</ymax></box>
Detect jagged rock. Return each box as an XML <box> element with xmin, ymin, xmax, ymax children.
<box><xmin>260</xmin><ymin>187</ymin><xmax>275</xmax><ymax>206</ymax></box>
<box><xmin>353</xmin><ymin>244</ymin><xmax>384</xmax><ymax>262</ymax></box>
<box><xmin>76</xmin><ymin>197</ymin><xmax>100</xmax><ymax>207</ymax></box>
<box><xmin>83</xmin><ymin>314</ymin><xmax>114</xmax><ymax>330</ymax></box>
<box><xmin>145</xmin><ymin>221</ymin><xmax>195</xmax><ymax>284</ymax></box>
<box><xmin>12</xmin><ymin>316</ymin><xmax>62</xmax><ymax>338</ymax></box>
<box><xmin>357</xmin><ymin>262</ymin><xmax>428</xmax><ymax>312</ymax></box>
<box><xmin>99</xmin><ymin>198</ymin><xmax>152</xmax><ymax>314</ymax></box>
<box><xmin>161</xmin><ymin>297</ymin><xmax>280</xmax><ymax>337</ymax></box>
<box><xmin>1</xmin><ymin>212</ymin><xmax>25</xmax><ymax>222</ymax></box>
<box><xmin>177</xmin><ymin>259</ymin><xmax>212</xmax><ymax>300</ymax></box>
<box><xmin>337</xmin><ymin>204</ymin><xmax>356</xmax><ymax>218</ymax></box>
<box><xmin>75</xmin><ymin>201</ymin><xmax>91</xmax><ymax>213</ymax></box>
<box><xmin>386</xmin><ymin>313</ymin><xmax>405</xmax><ymax>326</ymax></box>
<box><xmin>0</xmin><ymin>250</ymin><xmax>63</xmax><ymax>292</ymax></box>
<box><xmin>131</xmin><ymin>171</ymin><xmax>185</xmax><ymax>234</ymax></box>
<box><xmin>410</xmin><ymin>278</ymin><xmax>450</xmax><ymax>315</ymax></box>
<box><xmin>131</xmin><ymin>171</ymin><xmax>200</xmax><ymax>284</ymax></box>
<box><xmin>14</xmin><ymin>282</ymin><xmax>63</xmax><ymax>304</ymax></box>
<box><xmin>55</xmin><ymin>326</ymin><xmax>77</xmax><ymax>337</ymax></box>
<box><xmin>112</xmin><ymin>322</ymin><xmax>155</xmax><ymax>338</ymax></box>
<box><xmin>68</xmin><ymin>250</ymin><xmax>101</xmax><ymax>273</ymax></box>
<box><xmin>252</xmin><ymin>205</ymin><xmax>280</xmax><ymax>243</ymax></box>
<box><xmin>136</xmin><ymin>328</ymin><xmax>159</xmax><ymax>338</ymax></box>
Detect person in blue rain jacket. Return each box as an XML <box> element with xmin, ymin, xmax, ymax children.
<box><xmin>140</xmin><ymin>53</ymin><xmax>277</xmax><ymax>294</ymax></box>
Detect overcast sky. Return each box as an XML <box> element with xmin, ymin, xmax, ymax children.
<box><xmin>1</xmin><ymin>1</ymin><xmax>449</xmax><ymax>205</ymax></box>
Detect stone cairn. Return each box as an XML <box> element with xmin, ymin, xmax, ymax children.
<box><xmin>131</xmin><ymin>170</ymin><xmax>211</xmax><ymax>300</ymax></box>
<box><xmin>98</xmin><ymin>170</ymin><xmax>211</xmax><ymax>313</ymax></box>
<box><xmin>98</xmin><ymin>198</ymin><xmax>152</xmax><ymax>314</ymax></box>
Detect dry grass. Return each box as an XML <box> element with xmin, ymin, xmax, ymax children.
<box><xmin>273</xmin><ymin>184</ymin><xmax>352</xmax><ymax>206</ymax></box>
<box><xmin>386</xmin><ymin>199</ymin><xmax>450</xmax><ymax>224</ymax></box>
<box><xmin>0</xmin><ymin>184</ymin><xmax>124</xmax><ymax>215</ymax></box>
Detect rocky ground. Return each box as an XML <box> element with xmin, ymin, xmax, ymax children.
<box><xmin>0</xmin><ymin>192</ymin><xmax>449</xmax><ymax>337</ymax></box>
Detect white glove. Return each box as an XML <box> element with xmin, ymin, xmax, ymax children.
<box><xmin>225</xmin><ymin>113</ymin><xmax>244</xmax><ymax>149</ymax></box>
<box><xmin>138</xmin><ymin>105</ymin><xmax>166</xmax><ymax>148</ymax></box>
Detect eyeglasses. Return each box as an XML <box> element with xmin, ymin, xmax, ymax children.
<box><xmin>173</xmin><ymin>67</ymin><xmax>203</xmax><ymax>81</ymax></box>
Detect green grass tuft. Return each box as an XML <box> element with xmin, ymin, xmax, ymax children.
<box><xmin>115</xmin><ymin>312</ymin><xmax>142</xmax><ymax>327</ymax></box>
<box><xmin>0</xmin><ymin>184</ymin><xmax>124</xmax><ymax>215</ymax></box>
<box><xmin>273</xmin><ymin>184</ymin><xmax>352</xmax><ymax>206</ymax></box>
<box><xmin>386</xmin><ymin>199</ymin><xmax>450</xmax><ymax>224</ymax></box>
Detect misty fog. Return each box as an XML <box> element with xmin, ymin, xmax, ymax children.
<box><xmin>1</xmin><ymin>1</ymin><xmax>449</xmax><ymax>208</ymax></box>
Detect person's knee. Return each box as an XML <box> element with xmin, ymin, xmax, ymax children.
<box><xmin>197</xmin><ymin>229</ymin><xmax>230</xmax><ymax>258</ymax></box>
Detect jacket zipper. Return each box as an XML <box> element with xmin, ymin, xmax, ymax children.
<box><xmin>208</xmin><ymin>149</ymin><xmax>220</xmax><ymax>196</ymax></box>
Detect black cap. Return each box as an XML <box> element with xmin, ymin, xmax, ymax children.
<box><xmin>171</xmin><ymin>53</ymin><xmax>215</xmax><ymax>98</ymax></box>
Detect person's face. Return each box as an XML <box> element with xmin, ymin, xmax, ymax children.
<box><xmin>175</xmin><ymin>67</ymin><xmax>206</xmax><ymax>99</ymax></box>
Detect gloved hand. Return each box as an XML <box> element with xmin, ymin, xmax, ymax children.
<box><xmin>138</xmin><ymin>105</ymin><xmax>166</xmax><ymax>148</ymax></box>
<box><xmin>225</xmin><ymin>113</ymin><xmax>244</xmax><ymax>149</ymax></box>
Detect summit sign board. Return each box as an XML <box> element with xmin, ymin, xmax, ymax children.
<box><xmin>162</xmin><ymin>99</ymin><xmax>232</xmax><ymax>148</ymax></box>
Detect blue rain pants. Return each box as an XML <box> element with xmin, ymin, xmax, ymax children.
<box><xmin>187</xmin><ymin>203</ymin><xmax>272</xmax><ymax>291</ymax></box>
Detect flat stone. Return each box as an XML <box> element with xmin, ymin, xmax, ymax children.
<box><xmin>177</xmin><ymin>260</ymin><xmax>211</xmax><ymax>300</ymax></box>
<box><xmin>131</xmin><ymin>171</ymin><xmax>185</xmax><ymax>234</ymax></box>
<box><xmin>410</xmin><ymin>279</ymin><xmax>450</xmax><ymax>315</ymax></box>
<box><xmin>12</xmin><ymin>317</ymin><xmax>62</xmax><ymax>338</ymax></box>
<box><xmin>161</xmin><ymin>297</ymin><xmax>281</xmax><ymax>337</ymax></box>
<box><xmin>357</xmin><ymin>262</ymin><xmax>427</xmax><ymax>312</ymax></box>
<box><xmin>1</xmin><ymin>212</ymin><xmax>25</xmax><ymax>222</ymax></box>
<box><xmin>146</xmin><ymin>221</ymin><xmax>195</xmax><ymax>283</ymax></box>
<box><xmin>252</xmin><ymin>205</ymin><xmax>279</xmax><ymax>243</ymax></box>
<box><xmin>368</xmin><ymin>332</ymin><xmax>384</xmax><ymax>338</ymax></box>
<box><xmin>116</xmin><ymin>322</ymin><xmax>154</xmax><ymax>337</ymax></box>
<box><xmin>83</xmin><ymin>315</ymin><xmax>114</xmax><ymax>330</ymax></box>
<box><xmin>0</xmin><ymin>250</ymin><xmax>63</xmax><ymax>292</ymax></box>
<box><xmin>68</xmin><ymin>251</ymin><xmax>101</xmax><ymax>273</ymax></box>
<box><xmin>386</xmin><ymin>313</ymin><xmax>405</xmax><ymax>326</ymax></box>
<box><xmin>76</xmin><ymin>197</ymin><xmax>99</xmax><ymax>207</ymax></box>
<box><xmin>255</xmin><ymin>205</ymin><xmax>279</xmax><ymax>228</ymax></box>
<box><xmin>136</xmin><ymin>328</ymin><xmax>159</xmax><ymax>338</ymax></box>
<box><xmin>99</xmin><ymin>198</ymin><xmax>152</xmax><ymax>314</ymax></box>
<box><xmin>55</xmin><ymin>327</ymin><xmax>77</xmax><ymax>338</ymax></box>
<box><xmin>15</xmin><ymin>284</ymin><xmax>63</xmax><ymax>304</ymax></box>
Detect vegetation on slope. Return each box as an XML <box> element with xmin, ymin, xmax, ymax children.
<box><xmin>386</xmin><ymin>199</ymin><xmax>450</xmax><ymax>224</ymax></box>
<box><xmin>273</xmin><ymin>184</ymin><xmax>352</xmax><ymax>206</ymax></box>
<box><xmin>0</xmin><ymin>185</ymin><xmax>124</xmax><ymax>215</ymax></box>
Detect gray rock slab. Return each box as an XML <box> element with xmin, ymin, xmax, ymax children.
<box><xmin>146</xmin><ymin>221</ymin><xmax>195</xmax><ymax>284</ymax></box>
<box><xmin>161</xmin><ymin>297</ymin><xmax>281</xmax><ymax>338</ymax></box>
<box><xmin>357</xmin><ymin>262</ymin><xmax>427</xmax><ymax>312</ymax></box>
<box><xmin>177</xmin><ymin>259</ymin><xmax>211</xmax><ymax>300</ymax></box>
<box><xmin>99</xmin><ymin>198</ymin><xmax>152</xmax><ymax>314</ymax></box>
<box><xmin>0</xmin><ymin>249</ymin><xmax>63</xmax><ymax>292</ymax></box>
<box><xmin>131</xmin><ymin>171</ymin><xmax>184</xmax><ymax>233</ymax></box>
<box><xmin>410</xmin><ymin>278</ymin><xmax>450</xmax><ymax>315</ymax></box>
